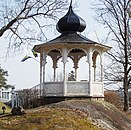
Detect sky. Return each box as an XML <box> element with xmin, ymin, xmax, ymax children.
<box><xmin>0</xmin><ymin>0</ymin><xmax>109</xmax><ymax>90</ymax></box>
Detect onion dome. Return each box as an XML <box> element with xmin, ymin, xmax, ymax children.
<box><xmin>56</xmin><ymin>3</ymin><xmax>86</xmax><ymax>33</ymax></box>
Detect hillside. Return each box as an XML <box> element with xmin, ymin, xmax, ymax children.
<box><xmin>0</xmin><ymin>100</ymin><xmax>131</xmax><ymax>130</ymax></box>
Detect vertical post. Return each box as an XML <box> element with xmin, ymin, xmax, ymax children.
<box><xmin>53</xmin><ymin>68</ymin><xmax>56</xmax><ymax>82</ymax></box>
<box><xmin>73</xmin><ymin>55</ymin><xmax>79</xmax><ymax>81</ymax></box>
<box><xmin>100</xmin><ymin>53</ymin><xmax>104</xmax><ymax>82</ymax></box>
<box><xmin>100</xmin><ymin>53</ymin><xmax>104</xmax><ymax>96</ymax></box>
<box><xmin>17</xmin><ymin>94</ymin><xmax>20</xmax><ymax>107</ymax></box>
<box><xmin>94</xmin><ymin>66</ymin><xmax>96</xmax><ymax>81</ymax></box>
<box><xmin>42</xmin><ymin>50</ymin><xmax>46</xmax><ymax>83</ymax></box>
<box><xmin>88</xmin><ymin>48</ymin><xmax>93</xmax><ymax>96</ymax></box>
<box><xmin>74</xmin><ymin>68</ymin><xmax>77</xmax><ymax>80</ymax></box>
<box><xmin>52</xmin><ymin>57</ymin><xmax>58</xmax><ymax>82</ymax></box>
<box><xmin>15</xmin><ymin>93</ymin><xmax>18</xmax><ymax>107</ymax></box>
<box><xmin>92</xmin><ymin>54</ymin><xmax>96</xmax><ymax>82</ymax></box>
<box><xmin>11</xmin><ymin>87</ymin><xmax>15</xmax><ymax>109</ymax></box>
<box><xmin>42</xmin><ymin>50</ymin><xmax>47</xmax><ymax>96</ymax></box>
<box><xmin>62</xmin><ymin>48</ymin><xmax>68</xmax><ymax>96</ymax></box>
<box><xmin>40</xmin><ymin>53</ymin><xmax>43</xmax><ymax>97</ymax></box>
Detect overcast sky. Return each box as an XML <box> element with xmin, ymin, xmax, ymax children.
<box><xmin>0</xmin><ymin>0</ymin><xmax>109</xmax><ymax>90</ymax></box>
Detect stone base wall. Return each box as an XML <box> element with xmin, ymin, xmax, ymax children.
<box><xmin>40</xmin><ymin>96</ymin><xmax>104</xmax><ymax>105</ymax></box>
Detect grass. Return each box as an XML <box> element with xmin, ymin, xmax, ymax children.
<box><xmin>0</xmin><ymin>102</ymin><xmax>11</xmax><ymax>114</ymax></box>
<box><xmin>0</xmin><ymin>100</ymin><xmax>130</xmax><ymax>130</ymax></box>
<box><xmin>0</xmin><ymin>107</ymin><xmax>102</xmax><ymax>130</ymax></box>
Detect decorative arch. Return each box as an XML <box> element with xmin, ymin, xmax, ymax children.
<box><xmin>46</xmin><ymin>49</ymin><xmax>62</xmax><ymax>81</ymax></box>
<box><xmin>92</xmin><ymin>50</ymin><xmax>100</xmax><ymax>68</ymax></box>
<box><xmin>92</xmin><ymin>50</ymin><xmax>102</xmax><ymax>82</ymax></box>
<box><xmin>67</xmin><ymin>48</ymin><xmax>87</xmax><ymax>81</ymax></box>
<box><xmin>47</xmin><ymin>48</ymin><xmax>62</xmax><ymax>56</ymax></box>
<box><xmin>68</xmin><ymin>47</ymin><xmax>87</xmax><ymax>56</ymax></box>
<box><xmin>77</xmin><ymin>56</ymin><xmax>89</xmax><ymax>81</ymax></box>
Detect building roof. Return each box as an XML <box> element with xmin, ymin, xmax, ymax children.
<box><xmin>33</xmin><ymin>32</ymin><xmax>111</xmax><ymax>52</ymax></box>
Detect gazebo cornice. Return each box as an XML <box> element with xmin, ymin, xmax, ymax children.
<box><xmin>33</xmin><ymin>42</ymin><xmax>111</xmax><ymax>53</ymax></box>
<box><xmin>93</xmin><ymin>44</ymin><xmax>112</xmax><ymax>52</ymax></box>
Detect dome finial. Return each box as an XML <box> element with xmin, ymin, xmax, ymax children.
<box><xmin>70</xmin><ymin>0</ymin><xmax>72</xmax><ymax>7</ymax></box>
<box><xmin>56</xmin><ymin>0</ymin><xmax>86</xmax><ymax>33</ymax></box>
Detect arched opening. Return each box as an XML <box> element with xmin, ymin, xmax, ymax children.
<box><xmin>56</xmin><ymin>57</ymin><xmax>63</xmax><ymax>81</ymax></box>
<box><xmin>92</xmin><ymin>50</ymin><xmax>101</xmax><ymax>82</ymax></box>
<box><xmin>95</xmin><ymin>54</ymin><xmax>101</xmax><ymax>82</ymax></box>
<box><xmin>46</xmin><ymin>49</ymin><xmax>62</xmax><ymax>82</ymax></box>
<box><xmin>45</xmin><ymin>56</ymin><xmax>53</xmax><ymax>82</ymax></box>
<box><xmin>77</xmin><ymin>56</ymin><xmax>89</xmax><ymax>81</ymax></box>
<box><xmin>67</xmin><ymin>48</ymin><xmax>87</xmax><ymax>81</ymax></box>
<box><xmin>66</xmin><ymin>57</ymin><xmax>74</xmax><ymax>81</ymax></box>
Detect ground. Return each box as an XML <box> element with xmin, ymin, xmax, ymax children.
<box><xmin>0</xmin><ymin>100</ymin><xmax>131</xmax><ymax>130</ymax></box>
<box><xmin>0</xmin><ymin>102</ymin><xmax>11</xmax><ymax>114</ymax></box>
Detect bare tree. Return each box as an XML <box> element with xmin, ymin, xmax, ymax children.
<box><xmin>93</xmin><ymin>0</ymin><xmax>131</xmax><ymax>111</ymax></box>
<box><xmin>0</xmin><ymin>0</ymin><xmax>68</xmax><ymax>51</ymax></box>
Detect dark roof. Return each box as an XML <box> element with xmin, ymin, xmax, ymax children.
<box><xmin>46</xmin><ymin>32</ymin><xmax>97</xmax><ymax>44</ymax></box>
<box><xmin>33</xmin><ymin>32</ymin><xmax>111</xmax><ymax>53</ymax></box>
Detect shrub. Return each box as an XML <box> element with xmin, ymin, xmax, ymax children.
<box><xmin>104</xmin><ymin>91</ymin><xmax>123</xmax><ymax>110</ymax></box>
<box><xmin>11</xmin><ymin>106</ymin><xmax>26</xmax><ymax>115</ymax></box>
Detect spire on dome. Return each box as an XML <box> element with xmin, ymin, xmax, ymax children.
<box><xmin>70</xmin><ymin>0</ymin><xmax>72</xmax><ymax>7</ymax></box>
<box><xmin>56</xmin><ymin>0</ymin><xmax>86</xmax><ymax>33</ymax></box>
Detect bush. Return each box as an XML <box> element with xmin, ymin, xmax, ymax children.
<box><xmin>11</xmin><ymin>106</ymin><xmax>26</xmax><ymax>115</ymax></box>
<box><xmin>104</xmin><ymin>91</ymin><xmax>123</xmax><ymax>110</ymax></box>
<box><xmin>22</xmin><ymin>98</ymin><xmax>41</xmax><ymax>109</ymax></box>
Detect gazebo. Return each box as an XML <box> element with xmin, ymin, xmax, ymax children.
<box><xmin>33</xmin><ymin>2</ymin><xmax>111</xmax><ymax>102</ymax></box>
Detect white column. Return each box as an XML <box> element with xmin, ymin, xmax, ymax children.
<box><xmin>40</xmin><ymin>53</ymin><xmax>43</xmax><ymax>97</ymax></box>
<box><xmin>42</xmin><ymin>50</ymin><xmax>47</xmax><ymax>96</ymax></box>
<box><xmin>42</xmin><ymin>50</ymin><xmax>47</xmax><ymax>83</ymax></box>
<box><xmin>73</xmin><ymin>55</ymin><xmax>79</xmax><ymax>81</ymax></box>
<box><xmin>100</xmin><ymin>53</ymin><xmax>104</xmax><ymax>96</ymax></box>
<box><xmin>100</xmin><ymin>53</ymin><xmax>104</xmax><ymax>82</ymax></box>
<box><xmin>94</xmin><ymin>67</ymin><xmax>96</xmax><ymax>81</ymax></box>
<box><xmin>52</xmin><ymin>57</ymin><xmax>58</xmax><ymax>82</ymax></box>
<box><xmin>88</xmin><ymin>48</ymin><xmax>93</xmax><ymax>96</ymax></box>
<box><xmin>62</xmin><ymin>48</ymin><xmax>68</xmax><ymax>96</ymax></box>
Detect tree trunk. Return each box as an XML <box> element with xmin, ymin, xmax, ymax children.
<box><xmin>123</xmin><ymin>0</ymin><xmax>129</xmax><ymax>111</ymax></box>
<box><xmin>123</xmin><ymin>67</ymin><xmax>129</xmax><ymax>111</ymax></box>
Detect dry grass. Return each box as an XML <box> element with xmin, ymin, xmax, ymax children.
<box><xmin>0</xmin><ymin>100</ymin><xmax>130</xmax><ymax>130</ymax></box>
<box><xmin>0</xmin><ymin>107</ymin><xmax>101</xmax><ymax>130</ymax></box>
<box><xmin>48</xmin><ymin>100</ymin><xmax>131</xmax><ymax>130</ymax></box>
